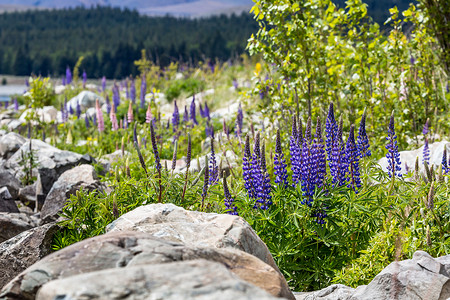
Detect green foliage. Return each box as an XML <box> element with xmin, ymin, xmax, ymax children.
<box><xmin>165</xmin><ymin>78</ymin><xmax>206</xmax><ymax>102</ymax></box>
<box><xmin>247</xmin><ymin>0</ymin><xmax>448</xmax><ymax>157</ymax></box>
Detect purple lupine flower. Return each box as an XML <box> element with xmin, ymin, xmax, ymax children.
<box><xmin>209</xmin><ymin>138</ymin><xmax>219</xmax><ymax>185</ymax></box>
<box><xmin>112</xmin><ymin>83</ymin><xmax>120</xmax><ymax>111</ymax></box>
<box><xmin>172</xmin><ymin>101</ymin><xmax>180</xmax><ymax>132</ymax></box>
<box><xmin>290</xmin><ymin>116</ymin><xmax>302</xmax><ymax>187</ymax></box>
<box><xmin>274</xmin><ymin>129</ymin><xmax>288</xmax><ymax>189</ymax></box>
<box><xmin>130</xmin><ymin>78</ymin><xmax>136</xmax><ymax>104</ymax></box>
<box><xmin>208</xmin><ymin>60</ymin><xmax>215</xmax><ymax>73</ymax></box>
<box><xmin>204</xmin><ymin>102</ymin><xmax>210</xmax><ymax>120</ymax></box>
<box><xmin>25</xmin><ymin>79</ymin><xmax>29</xmax><ymax>87</ymax></box>
<box><xmin>423</xmin><ymin>137</ymin><xmax>430</xmax><ymax>164</ymax></box>
<box><xmin>62</xmin><ymin>76</ymin><xmax>66</xmax><ymax>86</ymax></box>
<box><xmin>101</xmin><ymin>76</ymin><xmax>106</xmax><ymax>92</ymax></box>
<box><xmin>140</xmin><ymin>76</ymin><xmax>146</xmax><ymax>109</ymax></box>
<box><xmin>202</xmin><ymin>156</ymin><xmax>209</xmax><ymax>204</ymax></box>
<box><xmin>243</xmin><ymin>135</ymin><xmax>255</xmax><ymax>199</ymax></box>
<box><xmin>223</xmin><ymin>176</ymin><xmax>238</xmax><ymax>215</ymax></box>
<box><xmin>237</xmin><ymin>102</ymin><xmax>243</xmax><ymax>132</ymax></box>
<box><xmin>345</xmin><ymin>125</ymin><xmax>362</xmax><ymax>192</ymax></box>
<box><xmin>66</xmin><ymin>67</ymin><xmax>72</xmax><ymax>84</ymax></box>
<box><xmin>251</xmin><ymin>132</ymin><xmax>266</xmax><ymax>209</ymax></box>
<box><xmin>260</xmin><ymin>142</ymin><xmax>272</xmax><ymax>209</ymax></box>
<box><xmin>150</xmin><ymin>123</ymin><xmax>161</xmax><ymax>171</ymax></box>
<box><xmin>330</xmin><ymin>117</ymin><xmax>347</xmax><ymax>186</ymax></box>
<box><xmin>205</xmin><ymin>122</ymin><xmax>211</xmax><ymax>138</ymax></box>
<box><xmin>183</xmin><ymin>105</ymin><xmax>189</xmax><ymax>123</ymax></box>
<box><xmin>146</xmin><ymin>102</ymin><xmax>153</xmax><ymax>124</ymax></box>
<box><xmin>110</xmin><ymin>104</ymin><xmax>119</xmax><ymax>131</ymax></box>
<box><xmin>82</xmin><ymin>70</ymin><xmax>87</xmax><ymax>88</ymax></box>
<box><xmin>128</xmin><ymin>102</ymin><xmax>134</xmax><ymax>124</ymax></box>
<box><xmin>166</xmin><ymin>118</ymin><xmax>170</xmax><ymax>130</ymax></box>
<box><xmin>386</xmin><ymin>111</ymin><xmax>402</xmax><ymax>178</ymax></box>
<box><xmin>232</xmin><ymin>78</ymin><xmax>238</xmax><ymax>90</ymax></box>
<box><xmin>105</xmin><ymin>95</ymin><xmax>111</xmax><ymax>115</ymax></box>
<box><xmin>84</xmin><ymin>114</ymin><xmax>90</xmax><ymax>128</ymax></box>
<box><xmin>76</xmin><ymin>101</ymin><xmax>81</xmax><ymax>119</ymax></box>
<box><xmin>325</xmin><ymin>103</ymin><xmax>338</xmax><ymax>160</ymax></box>
<box><xmin>93</xmin><ymin>114</ymin><xmax>97</xmax><ymax>126</ymax></box>
<box><xmin>190</xmin><ymin>98</ymin><xmax>198</xmax><ymax>125</ymax></box>
<box><xmin>423</xmin><ymin>118</ymin><xmax>430</xmax><ymax>136</ymax></box>
<box><xmin>410</xmin><ymin>56</ymin><xmax>415</xmax><ymax>65</ymax></box>
<box><xmin>442</xmin><ymin>149</ymin><xmax>448</xmax><ymax>174</ymax></box>
<box><xmin>199</xmin><ymin>103</ymin><xmax>205</xmax><ymax>118</ymax></box>
<box><xmin>14</xmin><ymin>98</ymin><xmax>19</xmax><ymax>111</ymax></box>
<box><xmin>60</xmin><ymin>103</ymin><xmax>65</xmax><ymax>123</ymax></box>
<box><xmin>4</xmin><ymin>101</ymin><xmax>8</xmax><ymax>110</ymax></box>
<box><xmin>357</xmin><ymin>108</ymin><xmax>371</xmax><ymax>158</ymax></box>
<box><xmin>300</xmin><ymin>117</ymin><xmax>315</xmax><ymax>204</ymax></box>
<box><xmin>96</xmin><ymin>99</ymin><xmax>104</xmax><ymax>133</ymax></box>
<box><xmin>313</xmin><ymin>117</ymin><xmax>326</xmax><ymax>189</ymax></box>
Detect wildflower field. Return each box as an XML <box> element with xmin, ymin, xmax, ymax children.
<box><xmin>2</xmin><ymin>0</ymin><xmax>449</xmax><ymax>292</ymax></box>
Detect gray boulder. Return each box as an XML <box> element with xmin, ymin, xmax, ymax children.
<box><xmin>0</xmin><ymin>223</ymin><xmax>58</xmax><ymax>290</ymax></box>
<box><xmin>67</xmin><ymin>91</ymin><xmax>104</xmax><ymax>111</ymax></box>
<box><xmin>0</xmin><ymin>187</ymin><xmax>19</xmax><ymax>213</ymax></box>
<box><xmin>0</xmin><ymin>132</ymin><xmax>26</xmax><ymax>159</ymax></box>
<box><xmin>377</xmin><ymin>141</ymin><xmax>450</xmax><ymax>176</ymax></box>
<box><xmin>1</xmin><ymin>231</ymin><xmax>292</xmax><ymax>299</ymax></box>
<box><xmin>0</xmin><ymin>169</ymin><xmax>21</xmax><ymax>199</ymax></box>
<box><xmin>36</xmin><ymin>260</ymin><xmax>281</xmax><ymax>300</ymax></box>
<box><xmin>40</xmin><ymin>164</ymin><xmax>103</xmax><ymax>223</ymax></box>
<box><xmin>106</xmin><ymin>204</ymin><xmax>285</xmax><ymax>282</ymax></box>
<box><xmin>350</xmin><ymin>251</ymin><xmax>450</xmax><ymax>300</ymax></box>
<box><xmin>4</xmin><ymin>139</ymin><xmax>92</xmax><ymax>195</ymax></box>
<box><xmin>0</xmin><ymin>213</ymin><xmax>36</xmax><ymax>243</ymax></box>
<box><xmin>294</xmin><ymin>285</ymin><xmax>355</xmax><ymax>300</ymax></box>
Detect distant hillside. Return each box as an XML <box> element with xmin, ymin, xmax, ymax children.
<box><xmin>0</xmin><ymin>7</ymin><xmax>258</xmax><ymax>78</ymax></box>
<box><xmin>0</xmin><ymin>0</ymin><xmax>254</xmax><ymax>17</ymax></box>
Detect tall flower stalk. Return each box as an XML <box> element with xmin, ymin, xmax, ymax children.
<box><xmin>345</xmin><ymin>125</ymin><xmax>361</xmax><ymax>192</ymax></box>
<box><xmin>95</xmin><ymin>99</ymin><xmax>104</xmax><ymax>133</ymax></box>
<box><xmin>386</xmin><ymin>111</ymin><xmax>402</xmax><ymax>179</ymax></box>
<box><xmin>274</xmin><ymin>129</ymin><xmax>288</xmax><ymax>189</ymax></box>
<box><xmin>223</xmin><ymin>173</ymin><xmax>238</xmax><ymax>215</ymax></box>
<box><xmin>357</xmin><ymin>108</ymin><xmax>371</xmax><ymax>158</ymax></box>
<box><xmin>150</xmin><ymin>122</ymin><xmax>162</xmax><ymax>203</ymax></box>
<box><xmin>181</xmin><ymin>133</ymin><xmax>191</xmax><ymax>203</ymax></box>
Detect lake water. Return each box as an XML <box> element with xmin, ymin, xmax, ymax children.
<box><xmin>0</xmin><ymin>85</ymin><xmax>26</xmax><ymax>102</ymax></box>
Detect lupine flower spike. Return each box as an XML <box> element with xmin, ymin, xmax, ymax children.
<box><xmin>251</xmin><ymin>132</ymin><xmax>265</xmax><ymax>209</ymax></box>
<box><xmin>313</xmin><ymin>117</ymin><xmax>326</xmax><ymax>188</ymax></box>
<box><xmin>95</xmin><ymin>99</ymin><xmax>104</xmax><ymax>133</ymax></box>
<box><xmin>128</xmin><ymin>102</ymin><xmax>134</xmax><ymax>124</ymax></box>
<box><xmin>442</xmin><ymin>149</ymin><xmax>448</xmax><ymax>174</ymax></box>
<box><xmin>150</xmin><ymin>122</ymin><xmax>162</xmax><ymax>202</ymax></box>
<box><xmin>330</xmin><ymin>117</ymin><xmax>346</xmax><ymax>186</ymax></box>
<box><xmin>274</xmin><ymin>129</ymin><xmax>289</xmax><ymax>189</ymax></box>
<box><xmin>190</xmin><ymin>97</ymin><xmax>198</xmax><ymax>125</ymax></box>
<box><xmin>223</xmin><ymin>172</ymin><xmax>238</xmax><ymax>215</ymax></box>
<box><xmin>201</xmin><ymin>156</ymin><xmax>209</xmax><ymax>209</ymax></box>
<box><xmin>181</xmin><ymin>133</ymin><xmax>191</xmax><ymax>203</ymax></box>
<box><xmin>209</xmin><ymin>138</ymin><xmax>219</xmax><ymax>185</ymax></box>
<box><xmin>172</xmin><ymin>101</ymin><xmax>179</xmax><ymax>132</ymax></box>
<box><xmin>133</xmin><ymin>123</ymin><xmax>148</xmax><ymax>175</ymax></box>
<box><xmin>243</xmin><ymin>135</ymin><xmax>255</xmax><ymax>199</ymax></box>
<box><xmin>386</xmin><ymin>111</ymin><xmax>402</xmax><ymax>178</ymax></box>
<box><xmin>171</xmin><ymin>140</ymin><xmax>178</xmax><ymax>173</ymax></box>
<box><xmin>110</xmin><ymin>103</ymin><xmax>119</xmax><ymax>131</ymax></box>
<box><xmin>146</xmin><ymin>102</ymin><xmax>153</xmax><ymax>124</ymax></box>
<box><xmin>301</xmin><ymin>117</ymin><xmax>315</xmax><ymax>204</ymax></box>
<box><xmin>423</xmin><ymin>137</ymin><xmax>430</xmax><ymax>164</ymax></box>
<box><xmin>357</xmin><ymin>108</ymin><xmax>371</xmax><ymax>158</ymax></box>
<box><xmin>345</xmin><ymin>125</ymin><xmax>362</xmax><ymax>192</ymax></box>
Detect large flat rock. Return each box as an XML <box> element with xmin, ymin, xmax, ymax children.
<box><xmin>36</xmin><ymin>260</ymin><xmax>282</xmax><ymax>300</ymax></box>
